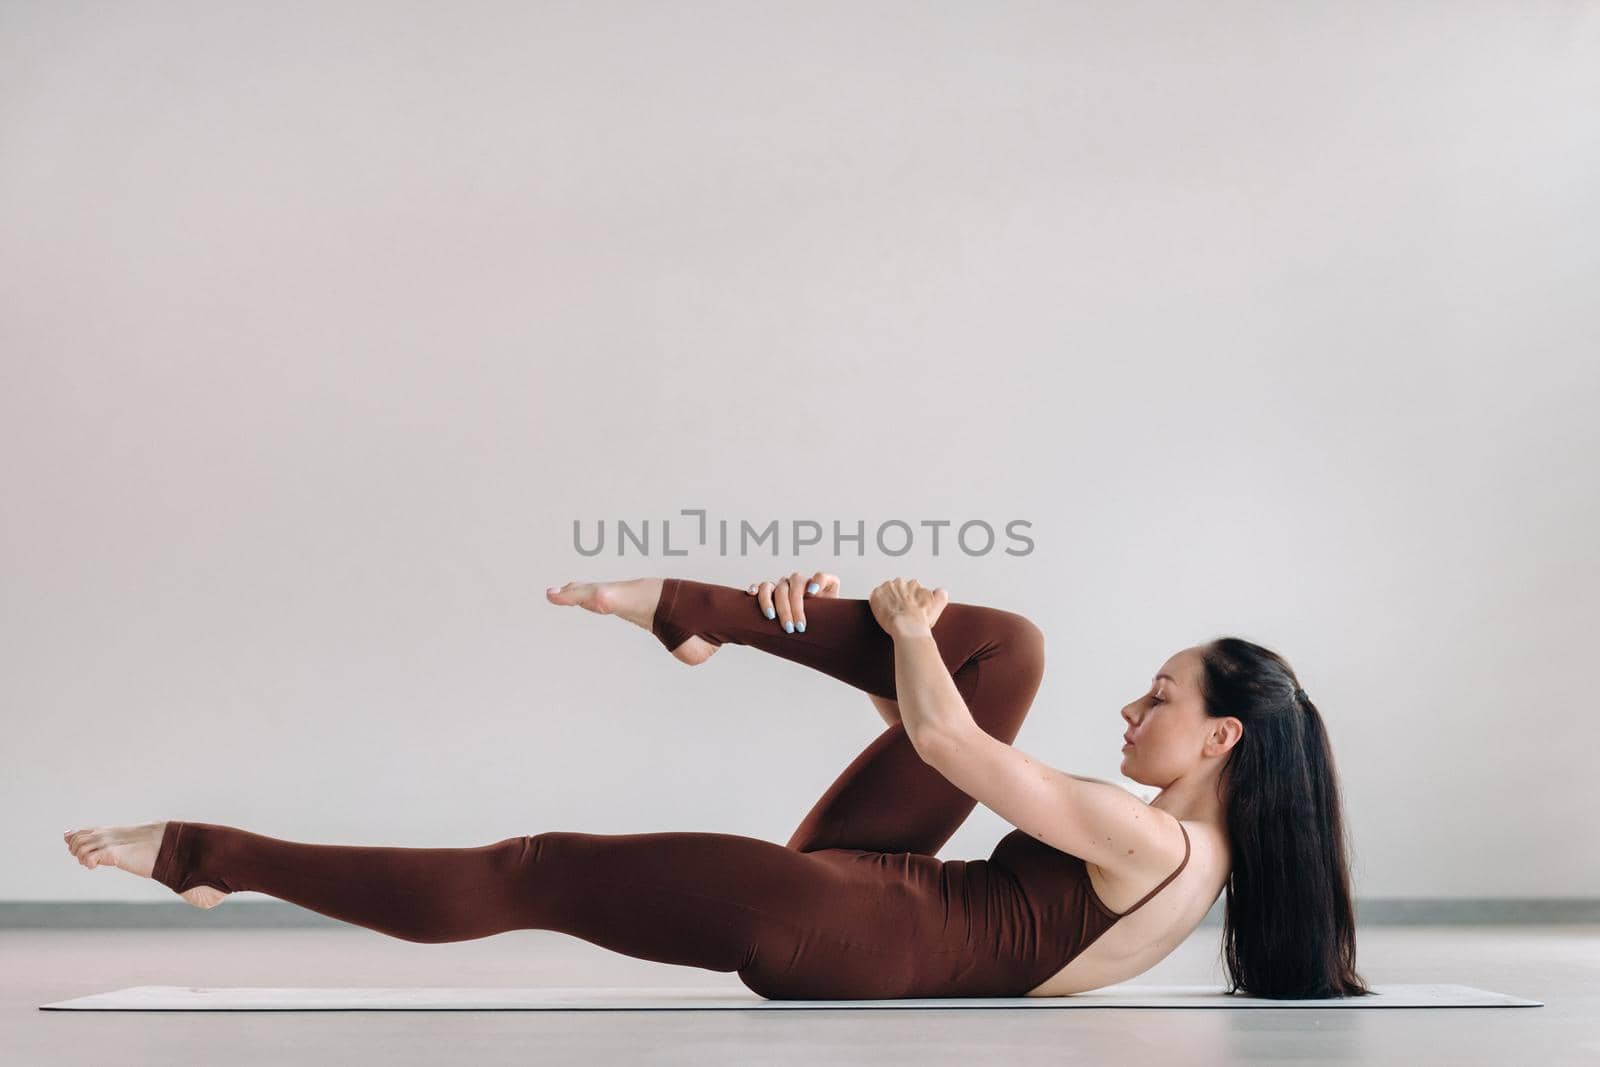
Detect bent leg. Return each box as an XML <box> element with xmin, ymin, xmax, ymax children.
<box><xmin>652</xmin><ymin>578</ymin><xmax>1046</xmax><ymax>855</ymax></box>
<box><xmin>149</xmin><ymin>820</ymin><xmax>1010</xmax><ymax>998</ymax></box>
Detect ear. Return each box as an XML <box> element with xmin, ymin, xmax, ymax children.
<box><xmin>1208</xmin><ymin>717</ymin><xmax>1244</xmax><ymax>756</ymax></box>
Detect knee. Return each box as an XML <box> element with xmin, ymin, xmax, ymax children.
<box><xmin>995</xmin><ymin>612</ymin><xmax>1046</xmax><ymax>682</ymax></box>
<box><xmin>987</xmin><ymin>612</ymin><xmax>1046</xmax><ymax>717</ymax></box>
<box><xmin>520</xmin><ymin>830</ymin><xmax>585</xmax><ymax>859</ymax></box>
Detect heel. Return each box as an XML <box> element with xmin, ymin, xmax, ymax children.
<box><xmin>651</xmin><ymin>577</ymin><xmax>691</xmax><ymax>652</ymax></box>
<box><xmin>669</xmin><ymin>637</ymin><xmax>720</xmax><ymax>666</ymax></box>
<box><xmin>651</xmin><ymin>577</ymin><xmax>727</xmax><ymax>655</ymax></box>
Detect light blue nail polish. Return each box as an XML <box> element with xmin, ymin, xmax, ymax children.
<box><xmin>765</xmin><ymin>607</ymin><xmax>775</xmax><ymax>619</ymax></box>
<box><xmin>784</xmin><ymin>620</ymin><xmax>794</xmax><ymax>633</ymax></box>
<box><xmin>806</xmin><ymin>581</ymin><xmax>819</xmax><ymax>594</ymax></box>
<box><xmin>797</xmin><ymin>621</ymin><xmax>806</xmax><ymax>633</ymax></box>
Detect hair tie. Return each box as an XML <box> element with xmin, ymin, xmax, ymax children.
<box><xmin>1293</xmin><ymin>687</ymin><xmax>1308</xmax><ymax>703</ymax></box>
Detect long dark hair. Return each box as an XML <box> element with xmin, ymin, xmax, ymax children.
<box><xmin>1200</xmin><ymin>637</ymin><xmax>1372</xmax><ymax>998</ymax></box>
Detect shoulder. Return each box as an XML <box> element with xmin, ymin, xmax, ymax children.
<box><xmin>1066</xmin><ymin>775</ymin><xmax>1189</xmax><ymax>881</ymax></box>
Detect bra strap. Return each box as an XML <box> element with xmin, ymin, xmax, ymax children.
<box><xmin>1120</xmin><ymin>821</ymin><xmax>1191</xmax><ymax>917</ymax></box>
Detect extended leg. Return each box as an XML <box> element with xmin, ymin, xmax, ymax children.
<box><xmin>148</xmin><ymin>819</ymin><xmax>1012</xmax><ymax>999</ymax></box>
<box><xmin>652</xmin><ymin>578</ymin><xmax>1046</xmax><ymax>856</ymax></box>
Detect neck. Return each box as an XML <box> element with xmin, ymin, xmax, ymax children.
<box><xmin>1148</xmin><ymin>767</ymin><xmax>1226</xmax><ymax>828</ymax></box>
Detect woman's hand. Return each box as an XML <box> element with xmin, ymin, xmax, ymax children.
<box><xmin>745</xmin><ymin>570</ymin><xmax>840</xmax><ymax>634</ymax></box>
<box><xmin>868</xmin><ymin>577</ymin><xmax>949</xmax><ymax>640</ymax></box>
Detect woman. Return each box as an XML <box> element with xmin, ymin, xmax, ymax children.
<box><xmin>64</xmin><ymin>572</ymin><xmax>1369</xmax><ymax>1000</ymax></box>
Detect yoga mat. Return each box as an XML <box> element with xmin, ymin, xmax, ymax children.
<box><xmin>41</xmin><ymin>983</ymin><xmax>1542</xmax><ymax>1011</ymax></box>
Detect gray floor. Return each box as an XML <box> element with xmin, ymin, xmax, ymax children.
<box><xmin>7</xmin><ymin>924</ymin><xmax>1596</xmax><ymax>1065</ymax></box>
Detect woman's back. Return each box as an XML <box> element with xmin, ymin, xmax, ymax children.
<box><xmin>987</xmin><ymin>818</ymin><xmax>1227</xmax><ymax>996</ymax></box>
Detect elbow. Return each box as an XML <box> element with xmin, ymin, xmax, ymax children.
<box><xmin>907</xmin><ymin>719</ymin><xmax>967</xmax><ymax>766</ymax></box>
<box><xmin>905</xmin><ymin>724</ymin><xmax>935</xmax><ymax>762</ymax></box>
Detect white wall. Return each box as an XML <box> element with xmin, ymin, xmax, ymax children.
<box><xmin>3</xmin><ymin>1</ymin><xmax>1596</xmax><ymax>901</ymax></box>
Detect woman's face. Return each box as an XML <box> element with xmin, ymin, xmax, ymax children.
<box><xmin>1119</xmin><ymin>647</ymin><xmax>1208</xmax><ymax>787</ymax></box>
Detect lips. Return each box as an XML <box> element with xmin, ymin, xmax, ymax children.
<box><xmin>1122</xmin><ymin>733</ymin><xmax>1135</xmax><ymax>746</ymax></box>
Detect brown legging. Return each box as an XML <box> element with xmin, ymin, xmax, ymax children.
<box><xmin>153</xmin><ymin>577</ymin><xmax>1048</xmax><ymax>999</ymax></box>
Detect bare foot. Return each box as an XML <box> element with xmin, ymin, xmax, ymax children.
<box><xmin>63</xmin><ymin>822</ymin><xmax>228</xmax><ymax>909</ymax></box>
<box><xmin>546</xmin><ymin>578</ymin><xmax>719</xmax><ymax>666</ymax></box>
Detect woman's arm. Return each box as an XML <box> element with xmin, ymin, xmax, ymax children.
<box><xmin>868</xmin><ymin>694</ymin><xmax>901</xmax><ymax>728</ymax></box>
<box><xmin>890</xmin><ymin>630</ymin><xmax>977</xmax><ymax>751</ymax></box>
<box><xmin>867</xmin><ymin>578</ymin><xmax>972</xmax><ymax>749</ymax></box>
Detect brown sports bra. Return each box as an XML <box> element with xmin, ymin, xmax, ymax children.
<box><xmin>985</xmin><ymin>820</ymin><xmax>1193</xmax><ymax>972</ymax></box>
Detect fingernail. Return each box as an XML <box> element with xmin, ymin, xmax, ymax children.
<box><xmin>784</xmin><ymin>620</ymin><xmax>794</xmax><ymax>633</ymax></box>
<box><xmin>806</xmin><ymin>581</ymin><xmax>819</xmax><ymax>594</ymax></box>
<box><xmin>797</xmin><ymin>621</ymin><xmax>806</xmax><ymax>633</ymax></box>
<box><xmin>765</xmin><ymin>607</ymin><xmax>775</xmax><ymax>619</ymax></box>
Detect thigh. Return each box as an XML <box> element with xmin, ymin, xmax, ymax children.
<box><xmin>519</xmin><ymin>830</ymin><xmax>981</xmax><ymax>998</ymax></box>
<box><xmin>785</xmin><ymin>603</ymin><xmax>1045</xmax><ymax>856</ymax></box>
